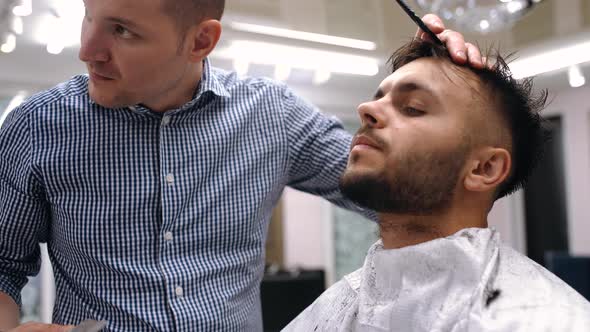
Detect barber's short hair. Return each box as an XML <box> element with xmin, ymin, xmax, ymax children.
<box><xmin>388</xmin><ymin>39</ymin><xmax>549</xmax><ymax>200</ymax></box>
<box><xmin>162</xmin><ymin>0</ymin><xmax>225</xmax><ymax>30</ymax></box>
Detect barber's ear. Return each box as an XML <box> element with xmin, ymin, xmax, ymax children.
<box><xmin>185</xmin><ymin>19</ymin><xmax>222</xmax><ymax>62</ymax></box>
<box><xmin>464</xmin><ymin>148</ymin><xmax>511</xmax><ymax>193</ymax></box>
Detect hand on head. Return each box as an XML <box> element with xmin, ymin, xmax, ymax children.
<box><xmin>416</xmin><ymin>14</ymin><xmax>485</xmax><ymax>69</ymax></box>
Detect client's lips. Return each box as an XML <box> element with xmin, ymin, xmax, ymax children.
<box><xmin>352</xmin><ymin>135</ymin><xmax>381</xmax><ymax>150</ymax></box>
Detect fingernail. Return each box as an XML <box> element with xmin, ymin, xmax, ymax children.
<box><xmin>434</xmin><ymin>21</ymin><xmax>444</xmax><ymax>29</ymax></box>
<box><xmin>456</xmin><ymin>51</ymin><xmax>466</xmax><ymax>60</ymax></box>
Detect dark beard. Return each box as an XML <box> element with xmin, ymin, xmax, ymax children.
<box><xmin>339</xmin><ymin>147</ymin><xmax>467</xmax><ymax>215</ymax></box>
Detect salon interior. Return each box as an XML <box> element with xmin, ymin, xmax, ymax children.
<box><xmin>1</xmin><ymin>0</ymin><xmax>590</xmax><ymax>330</ymax></box>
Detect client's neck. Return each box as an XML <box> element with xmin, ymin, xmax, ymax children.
<box><xmin>378</xmin><ymin>204</ymin><xmax>488</xmax><ymax>250</ymax></box>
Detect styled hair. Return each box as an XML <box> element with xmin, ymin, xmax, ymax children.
<box><xmin>388</xmin><ymin>39</ymin><xmax>549</xmax><ymax>200</ymax></box>
<box><xmin>162</xmin><ymin>0</ymin><xmax>226</xmax><ymax>30</ymax></box>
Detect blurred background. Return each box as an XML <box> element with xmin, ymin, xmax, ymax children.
<box><xmin>1</xmin><ymin>0</ymin><xmax>589</xmax><ymax>330</ymax></box>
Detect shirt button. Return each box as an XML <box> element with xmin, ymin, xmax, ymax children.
<box><xmin>165</xmin><ymin>174</ymin><xmax>175</xmax><ymax>184</ymax></box>
<box><xmin>161</xmin><ymin>116</ymin><xmax>171</xmax><ymax>126</ymax></box>
<box><xmin>164</xmin><ymin>232</ymin><xmax>173</xmax><ymax>241</ymax></box>
<box><xmin>175</xmin><ymin>286</ymin><xmax>184</xmax><ymax>297</ymax></box>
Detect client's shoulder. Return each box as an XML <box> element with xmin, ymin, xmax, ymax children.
<box><xmin>494</xmin><ymin>246</ymin><xmax>589</xmax><ymax>307</ymax></box>
<box><xmin>478</xmin><ymin>245</ymin><xmax>590</xmax><ymax>330</ymax></box>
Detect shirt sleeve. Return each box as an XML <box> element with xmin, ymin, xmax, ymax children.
<box><xmin>282</xmin><ymin>87</ymin><xmax>377</xmax><ymax>221</ymax></box>
<box><xmin>0</xmin><ymin>106</ymin><xmax>50</xmax><ymax>308</ymax></box>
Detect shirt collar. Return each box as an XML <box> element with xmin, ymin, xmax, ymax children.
<box><xmin>197</xmin><ymin>57</ymin><xmax>231</xmax><ymax>99</ymax></box>
<box><xmin>88</xmin><ymin>57</ymin><xmax>230</xmax><ymax>113</ymax></box>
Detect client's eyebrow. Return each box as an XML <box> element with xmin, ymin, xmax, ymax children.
<box><xmin>373</xmin><ymin>81</ymin><xmax>441</xmax><ymax>102</ymax></box>
<box><xmin>394</xmin><ymin>81</ymin><xmax>442</xmax><ymax>103</ymax></box>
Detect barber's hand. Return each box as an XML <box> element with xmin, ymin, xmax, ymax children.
<box><xmin>415</xmin><ymin>14</ymin><xmax>485</xmax><ymax>69</ymax></box>
<box><xmin>7</xmin><ymin>322</ymin><xmax>75</xmax><ymax>332</ymax></box>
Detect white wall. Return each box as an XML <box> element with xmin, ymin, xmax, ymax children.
<box><xmin>488</xmin><ymin>191</ymin><xmax>527</xmax><ymax>253</ymax></box>
<box><xmin>282</xmin><ymin>188</ymin><xmax>327</xmax><ymax>269</ymax></box>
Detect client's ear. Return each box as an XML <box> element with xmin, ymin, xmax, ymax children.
<box><xmin>464</xmin><ymin>147</ymin><xmax>511</xmax><ymax>193</ymax></box>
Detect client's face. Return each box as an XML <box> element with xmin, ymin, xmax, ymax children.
<box><xmin>340</xmin><ymin>58</ymin><xmax>477</xmax><ymax>215</ymax></box>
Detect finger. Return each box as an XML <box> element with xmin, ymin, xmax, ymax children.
<box><xmin>9</xmin><ymin>322</ymin><xmax>46</xmax><ymax>332</ymax></box>
<box><xmin>415</xmin><ymin>13</ymin><xmax>445</xmax><ymax>38</ymax></box>
<box><xmin>48</xmin><ymin>325</ymin><xmax>76</xmax><ymax>332</ymax></box>
<box><xmin>10</xmin><ymin>322</ymin><xmax>38</xmax><ymax>331</ymax></box>
<box><xmin>421</xmin><ymin>14</ymin><xmax>446</xmax><ymax>33</ymax></box>
<box><xmin>481</xmin><ymin>56</ymin><xmax>497</xmax><ymax>70</ymax></box>
<box><xmin>418</xmin><ymin>31</ymin><xmax>427</xmax><ymax>42</ymax></box>
<box><xmin>466</xmin><ymin>42</ymin><xmax>484</xmax><ymax>69</ymax></box>
<box><xmin>438</xmin><ymin>29</ymin><xmax>467</xmax><ymax>64</ymax></box>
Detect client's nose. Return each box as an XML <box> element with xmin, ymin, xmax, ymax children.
<box><xmin>357</xmin><ymin>101</ymin><xmax>386</xmax><ymax>128</ymax></box>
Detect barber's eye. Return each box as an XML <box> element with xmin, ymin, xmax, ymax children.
<box><xmin>403</xmin><ymin>107</ymin><xmax>425</xmax><ymax>116</ymax></box>
<box><xmin>114</xmin><ymin>25</ymin><xmax>133</xmax><ymax>38</ymax></box>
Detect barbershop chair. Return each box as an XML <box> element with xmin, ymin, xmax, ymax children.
<box><xmin>260</xmin><ymin>268</ymin><xmax>325</xmax><ymax>332</ymax></box>
<box><xmin>545</xmin><ymin>251</ymin><xmax>590</xmax><ymax>301</ymax></box>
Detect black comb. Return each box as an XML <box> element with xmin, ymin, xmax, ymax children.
<box><xmin>394</xmin><ymin>0</ymin><xmax>444</xmax><ymax>46</ymax></box>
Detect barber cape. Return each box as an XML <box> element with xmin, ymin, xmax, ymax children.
<box><xmin>284</xmin><ymin>228</ymin><xmax>590</xmax><ymax>332</ymax></box>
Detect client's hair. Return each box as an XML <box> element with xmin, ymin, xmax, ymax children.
<box><xmin>388</xmin><ymin>39</ymin><xmax>549</xmax><ymax>200</ymax></box>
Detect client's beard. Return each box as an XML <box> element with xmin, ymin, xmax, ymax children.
<box><xmin>339</xmin><ymin>147</ymin><xmax>468</xmax><ymax>215</ymax></box>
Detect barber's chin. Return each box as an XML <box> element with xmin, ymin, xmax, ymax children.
<box><xmin>89</xmin><ymin>90</ymin><xmax>128</xmax><ymax>109</ymax></box>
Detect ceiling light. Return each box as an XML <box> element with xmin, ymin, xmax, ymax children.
<box><xmin>414</xmin><ymin>0</ymin><xmax>544</xmax><ymax>34</ymax></box>
<box><xmin>313</xmin><ymin>70</ymin><xmax>332</xmax><ymax>85</ymax></box>
<box><xmin>479</xmin><ymin>20</ymin><xmax>490</xmax><ymax>31</ymax></box>
<box><xmin>12</xmin><ymin>0</ymin><xmax>32</xmax><ymax>17</ymax></box>
<box><xmin>568</xmin><ymin>65</ymin><xmax>586</xmax><ymax>88</ymax></box>
<box><xmin>229</xmin><ymin>22</ymin><xmax>377</xmax><ymax>51</ymax></box>
<box><xmin>0</xmin><ymin>92</ymin><xmax>27</xmax><ymax>128</ymax></box>
<box><xmin>35</xmin><ymin>2</ymin><xmax>84</xmax><ymax>50</ymax></box>
<box><xmin>507</xmin><ymin>1</ymin><xmax>525</xmax><ymax>14</ymax></box>
<box><xmin>213</xmin><ymin>40</ymin><xmax>379</xmax><ymax>77</ymax></box>
<box><xmin>509</xmin><ymin>40</ymin><xmax>590</xmax><ymax>79</ymax></box>
<box><xmin>12</xmin><ymin>16</ymin><xmax>23</xmax><ymax>35</ymax></box>
<box><xmin>47</xmin><ymin>42</ymin><xmax>64</xmax><ymax>55</ymax></box>
<box><xmin>1</xmin><ymin>34</ymin><xmax>17</xmax><ymax>54</ymax></box>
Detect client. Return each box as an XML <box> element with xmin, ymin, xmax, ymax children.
<box><xmin>284</xmin><ymin>39</ymin><xmax>590</xmax><ymax>331</ymax></box>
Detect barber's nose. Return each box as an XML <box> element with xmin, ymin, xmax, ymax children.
<box><xmin>78</xmin><ymin>24</ymin><xmax>110</xmax><ymax>63</ymax></box>
<box><xmin>357</xmin><ymin>101</ymin><xmax>386</xmax><ymax>128</ymax></box>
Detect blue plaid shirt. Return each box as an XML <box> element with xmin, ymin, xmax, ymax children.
<box><xmin>0</xmin><ymin>59</ymin><xmax>370</xmax><ymax>331</ymax></box>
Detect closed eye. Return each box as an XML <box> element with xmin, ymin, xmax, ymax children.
<box><xmin>402</xmin><ymin>107</ymin><xmax>426</xmax><ymax>117</ymax></box>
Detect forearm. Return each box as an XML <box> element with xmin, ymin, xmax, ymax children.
<box><xmin>0</xmin><ymin>292</ymin><xmax>19</xmax><ymax>330</ymax></box>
